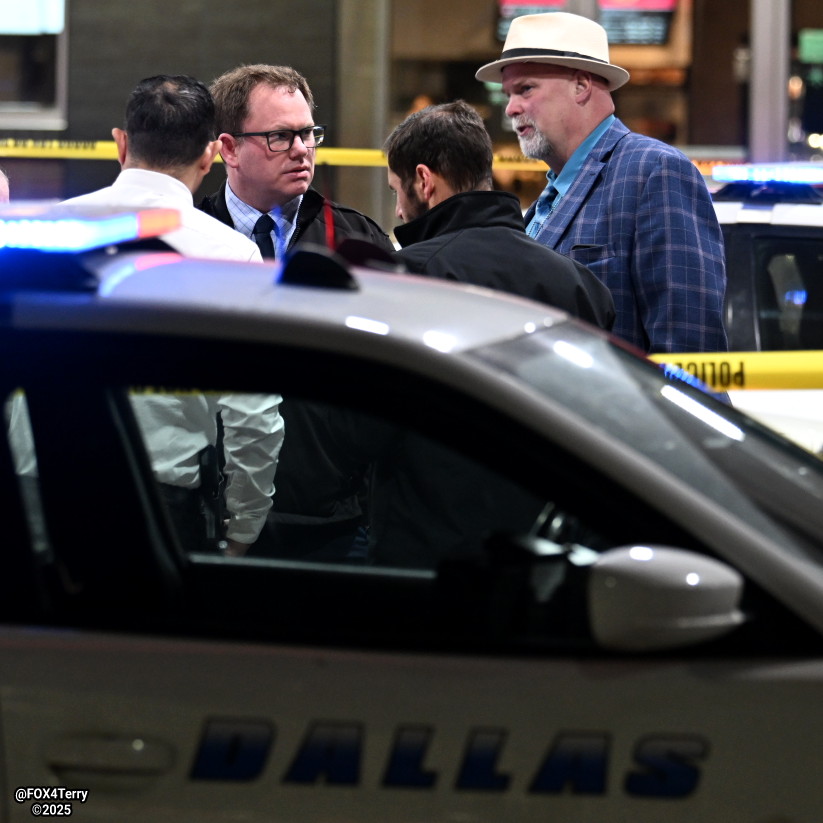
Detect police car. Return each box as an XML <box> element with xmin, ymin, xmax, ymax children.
<box><xmin>712</xmin><ymin>162</ymin><xmax>823</xmax><ymax>452</ymax></box>
<box><xmin>3</xmin><ymin>204</ymin><xmax>823</xmax><ymax>823</ymax></box>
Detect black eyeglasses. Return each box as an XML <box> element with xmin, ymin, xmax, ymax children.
<box><xmin>230</xmin><ymin>125</ymin><xmax>326</xmax><ymax>152</ymax></box>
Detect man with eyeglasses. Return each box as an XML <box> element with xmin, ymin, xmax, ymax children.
<box><xmin>200</xmin><ymin>64</ymin><xmax>392</xmax><ymax>563</ymax></box>
<box><xmin>200</xmin><ymin>64</ymin><xmax>392</xmax><ymax>258</ymax></box>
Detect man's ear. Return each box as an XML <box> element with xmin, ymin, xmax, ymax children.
<box><xmin>217</xmin><ymin>132</ymin><xmax>240</xmax><ymax>168</ymax></box>
<box><xmin>415</xmin><ymin>163</ymin><xmax>435</xmax><ymax>201</ymax></box>
<box><xmin>112</xmin><ymin>127</ymin><xmax>128</xmax><ymax>166</ymax></box>
<box><xmin>572</xmin><ymin>70</ymin><xmax>594</xmax><ymax>102</ymax></box>
<box><xmin>199</xmin><ymin>138</ymin><xmax>222</xmax><ymax>175</ymax></box>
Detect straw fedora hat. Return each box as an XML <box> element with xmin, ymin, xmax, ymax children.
<box><xmin>476</xmin><ymin>12</ymin><xmax>630</xmax><ymax>91</ymax></box>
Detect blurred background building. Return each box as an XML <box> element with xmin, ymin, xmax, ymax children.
<box><xmin>0</xmin><ymin>0</ymin><xmax>821</xmax><ymax>232</ymax></box>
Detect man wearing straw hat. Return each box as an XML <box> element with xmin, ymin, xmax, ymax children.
<box><xmin>477</xmin><ymin>12</ymin><xmax>727</xmax><ymax>355</ymax></box>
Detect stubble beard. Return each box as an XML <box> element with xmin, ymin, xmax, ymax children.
<box><xmin>403</xmin><ymin>186</ymin><xmax>429</xmax><ymax>223</ymax></box>
<box><xmin>513</xmin><ymin>117</ymin><xmax>553</xmax><ymax>164</ymax></box>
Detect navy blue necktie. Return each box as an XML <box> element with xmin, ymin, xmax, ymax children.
<box><xmin>252</xmin><ymin>213</ymin><xmax>275</xmax><ymax>258</ymax></box>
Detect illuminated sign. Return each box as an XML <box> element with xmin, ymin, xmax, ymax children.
<box><xmin>497</xmin><ymin>0</ymin><xmax>568</xmax><ymax>41</ymax></box>
<box><xmin>598</xmin><ymin>0</ymin><xmax>678</xmax><ymax>45</ymax></box>
<box><xmin>496</xmin><ymin>0</ymin><xmax>678</xmax><ymax>45</ymax></box>
<box><xmin>0</xmin><ymin>0</ymin><xmax>64</xmax><ymax>34</ymax></box>
<box><xmin>799</xmin><ymin>29</ymin><xmax>823</xmax><ymax>65</ymax></box>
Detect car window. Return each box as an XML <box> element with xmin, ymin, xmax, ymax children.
<box><xmin>753</xmin><ymin>237</ymin><xmax>823</xmax><ymax>350</ymax></box>
<box><xmin>1</xmin><ymin>373</ymin><xmax>719</xmax><ymax>647</ymax></box>
<box><xmin>3</xmin><ymin>337</ymin><xmax>821</xmax><ymax>656</ymax></box>
<box><xmin>469</xmin><ymin>325</ymin><xmax>823</xmax><ymax>550</ymax></box>
<box><xmin>8</xmin><ymin>384</ymin><xmax>608</xmax><ymax>569</ymax></box>
<box><xmin>129</xmin><ymin>388</ymin><xmax>540</xmax><ymax>567</ymax></box>
<box><xmin>4</xmin><ymin>389</ymin><xmax>50</xmax><ymax>557</ymax></box>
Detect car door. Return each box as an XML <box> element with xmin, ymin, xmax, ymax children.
<box><xmin>3</xmin><ymin>317</ymin><xmax>823</xmax><ymax>823</ymax></box>
<box><xmin>723</xmin><ymin>223</ymin><xmax>823</xmax><ymax>450</ymax></box>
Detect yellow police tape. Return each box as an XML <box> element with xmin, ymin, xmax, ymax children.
<box><xmin>0</xmin><ymin>139</ymin><xmax>548</xmax><ymax>171</ymax></box>
<box><xmin>0</xmin><ymin>138</ymin><xmax>737</xmax><ymax>177</ymax></box>
<box><xmin>0</xmin><ymin>139</ymin><xmax>118</xmax><ymax>160</ymax></box>
<box><xmin>649</xmin><ymin>351</ymin><xmax>823</xmax><ymax>391</ymax></box>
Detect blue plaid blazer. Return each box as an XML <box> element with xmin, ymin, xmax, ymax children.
<box><xmin>526</xmin><ymin>119</ymin><xmax>728</xmax><ymax>354</ymax></box>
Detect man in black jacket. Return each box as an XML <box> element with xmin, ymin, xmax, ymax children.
<box><xmin>200</xmin><ymin>63</ymin><xmax>392</xmax><ymax>257</ymax></box>
<box><xmin>384</xmin><ymin>99</ymin><xmax>615</xmax><ymax>330</ymax></box>
<box><xmin>364</xmin><ymin>100</ymin><xmax>615</xmax><ymax>569</ymax></box>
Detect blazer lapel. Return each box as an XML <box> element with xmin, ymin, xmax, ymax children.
<box><xmin>532</xmin><ymin>119</ymin><xmax>628</xmax><ymax>249</ymax></box>
<box><xmin>533</xmin><ymin>165</ymin><xmax>600</xmax><ymax>247</ymax></box>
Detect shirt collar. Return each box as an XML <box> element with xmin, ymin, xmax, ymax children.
<box><xmin>113</xmin><ymin>168</ymin><xmax>194</xmax><ymax>206</ymax></box>
<box><xmin>548</xmin><ymin>114</ymin><xmax>615</xmax><ymax>196</ymax></box>
<box><xmin>225</xmin><ymin>182</ymin><xmax>302</xmax><ymax>248</ymax></box>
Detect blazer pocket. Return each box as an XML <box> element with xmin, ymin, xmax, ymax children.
<box><xmin>569</xmin><ymin>244</ymin><xmax>614</xmax><ymax>266</ymax></box>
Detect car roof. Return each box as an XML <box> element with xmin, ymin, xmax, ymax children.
<box><xmin>711</xmin><ymin>163</ymin><xmax>823</xmax><ymax>227</ymax></box>
<box><xmin>5</xmin><ymin>248</ymin><xmax>571</xmax><ymax>358</ymax></box>
<box><xmin>713</xmin><ymin>199</ymin><xmax>823</xmax><ymax>227</ymax></box>
<box><xmin>0</xmin><ymin>202</ymin><xmax>572</xmax><ymax>355</ymax></box>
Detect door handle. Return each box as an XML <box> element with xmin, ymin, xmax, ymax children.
<box><xmin>45</xmin><ymin>734</ymin><xmax>174</xmax><ymax>790</ymax></box>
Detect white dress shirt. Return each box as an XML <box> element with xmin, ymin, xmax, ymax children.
<box><xmin>131</xmin><ymin>391</ymin><xmax>284</xmax><ymax>544</ymax></box>
<box><xmin>65</xmin><ymin>168</ymin><xmax>264</xmax><ymax>262</ymax></box>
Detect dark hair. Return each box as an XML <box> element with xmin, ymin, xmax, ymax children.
<box><xmin>124</xmin><ymin>74</ymin><xmax>215</xmax><ymax>168</ymax></box>
<box><xmin>384</xmin><ymin>100</ymin><xmax>494</xmax><ymax>193</ymax></box>
<box><xmin>209</xmin><ymin>64</ymin><xmax>315</xmax><ymax>136</ymax></box>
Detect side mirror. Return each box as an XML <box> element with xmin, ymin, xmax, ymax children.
<box><xmin>588</xmin><ymin>546</ymin><xmax>745</xmax><ymax>652</ymax></box>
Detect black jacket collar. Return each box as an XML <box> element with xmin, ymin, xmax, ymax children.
<box><xmin>394</xmin><ymin>190</ymin><xmax>525</xmax><ymax>248</ymax></box>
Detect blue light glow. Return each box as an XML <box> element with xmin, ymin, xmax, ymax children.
<box><xmin>0</xmin><ymin>213</ymin><xmax>141</xmax><ymax>252</ymax></box>
<box><xmin>660</xmin><ymin>363</ymin><xmax>711</xmax><ymax>392</ymax></box>
<box><xmin>0</xmin><ymin>206</ymin><xmax>180</xmax><ymax>253</ymax></box>
<box><xmin>712</xmin><ymin>163</ymin><xmax>823</xmax><ymax>185</ymax></box>
<box><xmin>785</xmin><ymin>289</ymin><xmax>808</xmax><ymax>306</ymax></box>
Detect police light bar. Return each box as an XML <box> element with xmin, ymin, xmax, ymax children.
<box><xmin>0</xmin><ymin>203</ymin><xmax>181</xmax><ymax>252</ymax></box>
<box><xmin>712</xmin><ymin>163</ymin><xmax>823</xmax><ymax>186</ymax></box>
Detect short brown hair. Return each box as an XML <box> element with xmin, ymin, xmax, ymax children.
<box><xmin>210</xmin><ymin>64</ymin><xmax>315</xmax><ymax>135</ymax></box>
<box><xmin>384</xmin><ymin>100</ymin><xmax>493</xmax><ymax>194</ymax></box>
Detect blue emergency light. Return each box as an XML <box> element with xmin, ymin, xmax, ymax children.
<box><xmin>712</xmin><ymin>163</ymin><xmax>823</xmax><ymax>186</ymax></box>
<box><xmin>0</xmin><ymin>204</ymin><xmax>181</xmax><ymax>252</ymax></box>
<box><xmin>0</xmin><ymin>205</ymin><xmax>183</xmax><ymax>293</ymax></box>
<box><xmin>659</xmin><ymin>362</ymin><xmax>714</xmax><ymax>394</ymax></box>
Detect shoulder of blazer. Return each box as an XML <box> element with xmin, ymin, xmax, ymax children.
<box><xmin>197</xmin><ymin>182</ymin><xmax>233</xmax><ymax>227</ymax></box>
<box><xmin>588</xmin><ymin>118</ymin><xmax>632</xmax><ymax>163</ymax></box>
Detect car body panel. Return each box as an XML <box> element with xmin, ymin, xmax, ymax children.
<box><xmin>714</xmin><ymin>199</ymin><xmax>823</xmax><ymax>227</ymax></box>
<box><xmin>8</xmin><ymin>262</ymin><xmax>823</xmax><ymax>642</ymax></box>
<box><xmin>3</xmin><ymin>207</ymin><xmax>823</xmax><ymax>821</ymax></box>
<box><xmin>92</xmin><ymin>252</ymin><xmax>568</xmax><ymax>352</ymax></box>
<box><xmin>3</xmin><ymin>627</ymin><xmax>823</xmax><ymax>822</ymax></box>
